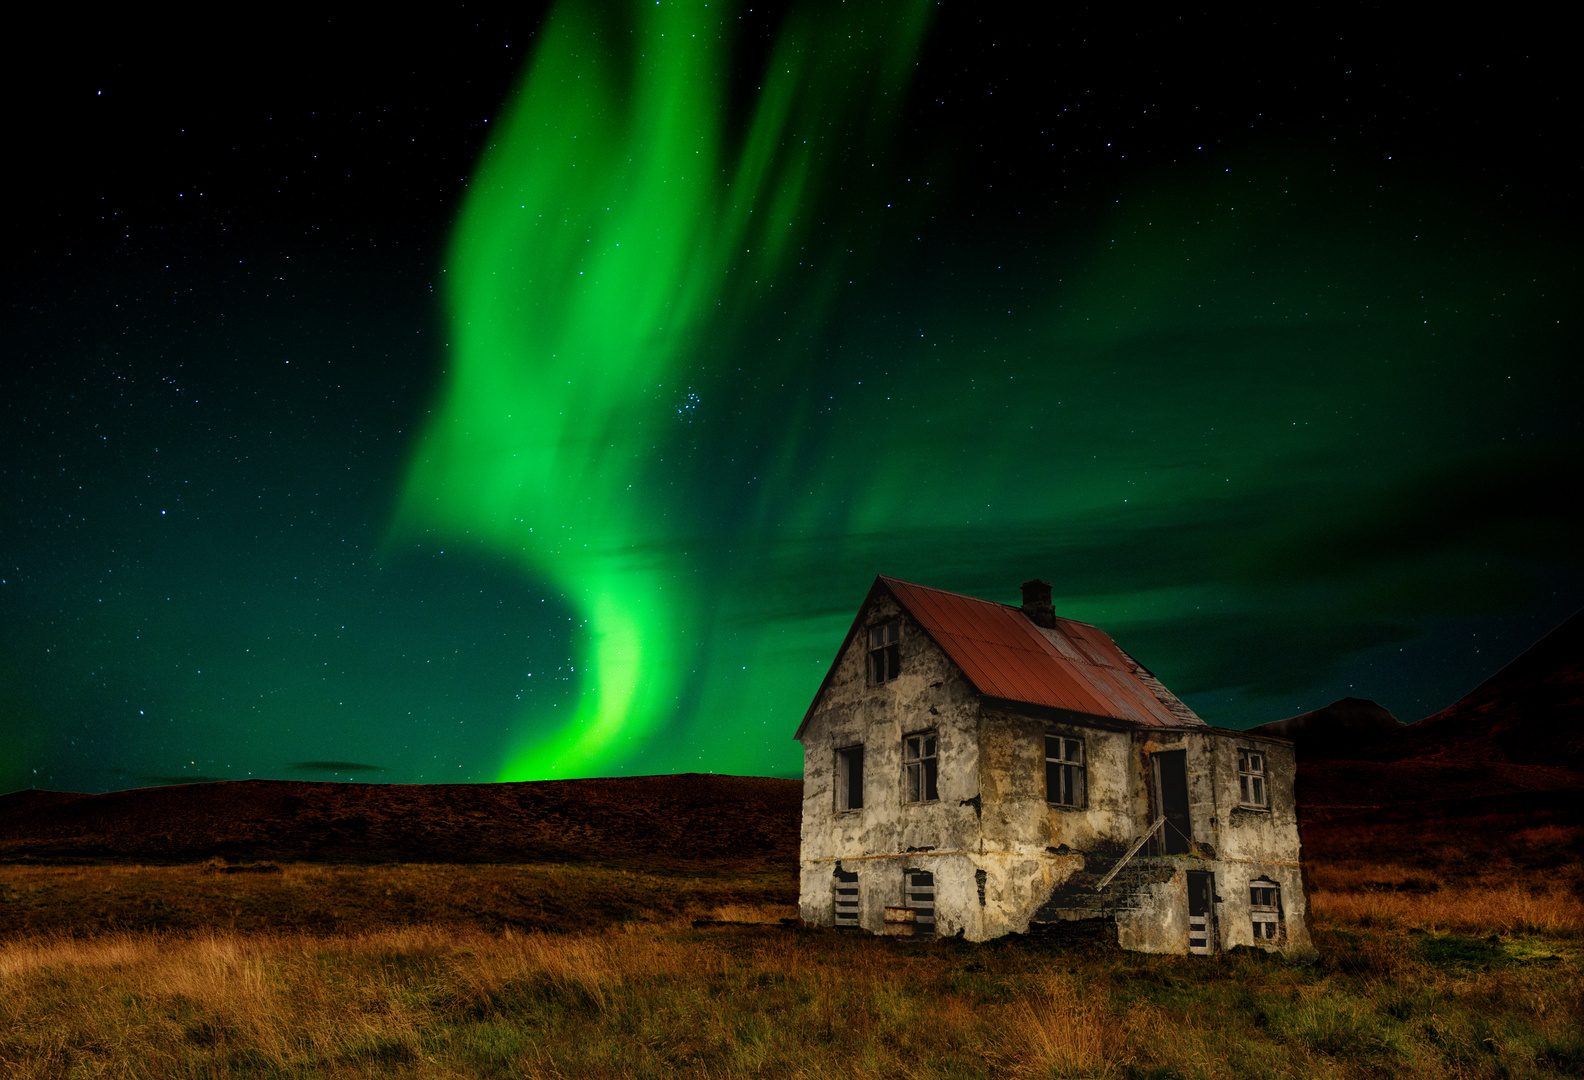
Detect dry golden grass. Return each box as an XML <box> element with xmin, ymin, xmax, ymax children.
<box><xmin>1311</xmin><ymin>885</ymin><xmax>1584</xmax><ymax>937</ymax></box>
<box><xmin>1003</xmin><ymin>972</ymin><xmax>1143</xmax><ymax>1078</ymax></box>
<box><xmin>1305</xmin><ymin>849</ymin><xmax>1584</xmax><ymax>938</ymax></box>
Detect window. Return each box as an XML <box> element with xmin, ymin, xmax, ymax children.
<box><xmin>904</xmin><ymin>869</ymin><xmax>936</xmax><ymax>934</ymax></box>
<box><xmin>1250</xmin><ymin>879</ymin><xmax>1282</xmax><ymax>942</ymax></box>
<box><xmin>833</xmin><ymin>866</ymin><xmax>859</xmax><ymax>926</ymax></box>
<box><xmin>1238</xmin><ymin>748</ymin><xmax>1268</xmax><ymax>809</ymax></box>
<box><xmin>836</xmin><ymin>745</ymin><xmax>864</xmax><ymax>811</ymax></box>
<box><xmin>1045</xmin><ymin>735</ymin><xmax>1086</xmax><ymax>807</ymax></box>
<box><xmin>869</xmin><ymin>621</ymin><xmax>900</xmax><ymax>683</ymax></box>
<box><xmin>903</xmin><ymin>732</ymin><xmax>938</xmax><ymax>802</ymax></box>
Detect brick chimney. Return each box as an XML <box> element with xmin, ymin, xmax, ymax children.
<box><xmin>1020</xmin><ymin>579</ymin><xmax>1056</xmax><ymax>628</ymax></box>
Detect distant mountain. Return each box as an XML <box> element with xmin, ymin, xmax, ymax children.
<box><xmin>1288</xmin><ymin>610</ymin><xmax>1584</xmax><ymax>862</ymax></box>
<box><xmin>1246</xmin><ymin>697</ymin><xmax>1405</xmax><ymax>761</ymax></box>
<box><xmin>0</xmin><ymin>773</ymin><xmax>802</xmax><ymax>869</ymax></box>
<box><xmin>1248</xmin><ymin>608</ymin><xmax>1583</xmax><ymax>775</ymax></box>
<box><xmin>1388</xmin><ymin>607</ymin><xmax>1584</xmax><ymax>770</ymax></box>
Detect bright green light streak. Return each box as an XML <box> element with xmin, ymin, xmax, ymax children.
<box><xmin>394</xmin><ymin>0</ymin><xmax>932</xmax><ymax>780</ymax></box>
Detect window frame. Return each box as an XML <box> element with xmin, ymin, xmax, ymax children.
<box><xmin>1045</xmin><ymin>734</ymin><xmax>1087</xmax><ymax>808</ymax></box>
<box><xmin>868</xmin><ymin>621</ymin><xmax>901</xmax><ymax>685</ymax></box>
<box><xmin>835</xmin><ymin>744</ymin><xmax>865</xmax><ymax>812</ymax></box>
<box><xmin>1237</xmin><ymin>747</ymin><xmax>1269</xmax><ymax>810</ymax></box>
<box><xmin>902</xmin><ymin>731</ymin><xmax>939</xmax><ymax>803</ymax></box>
<box><xmin>1249</xmin><ymin>878</ymin><xmax>1283</xmax><ymax>943</ymax></box>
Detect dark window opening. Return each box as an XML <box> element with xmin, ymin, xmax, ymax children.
<box><xmin>1045</xmin><ymin>735</ymin><xmax>1086</xmax><ymax>807</ymax></box>
<box><xmin>836</xmin><ymin>745</ymin><xmax>864</xmax><ymax>811</ymax></box>
<box><xmin>904</xmin><ymin>732</ymin><xmax>938</xmax><ymax>802</ymax></box>
<box><xmin>869</xmin><ymin>622</ymin><xmax>900</xmax><ymax>684</ymax></box>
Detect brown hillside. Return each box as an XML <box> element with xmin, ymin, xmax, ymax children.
<box><xmin>1292</xmin><ymin>610</ymin><xmax>1584</xmax><ymax>867</ymax></box>
<box><xmin>0</xmin><ymin>774</ymin><xmax>802</xmax><ymax>872</ymax></box>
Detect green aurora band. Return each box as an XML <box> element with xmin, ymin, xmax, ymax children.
<box><xmin>395</xmin><ymin>0</ymin><xmax>935</xmax><ymax>779</ymax></box>
<box><xmin>396</xmin><ymin>1</ymin><xmax>1577</xmax><ymax>782</ymax></box>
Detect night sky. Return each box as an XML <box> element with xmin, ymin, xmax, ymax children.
<box><xmin>4</xmin><ymin>4</ymin><xmax>1578</xmax><ymax>793</ymax></box>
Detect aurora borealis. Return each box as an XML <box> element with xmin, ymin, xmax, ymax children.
<box><xmin>396</xmin><ymin>0</ymin><xmax>934</xmax><ymax>780</ymax></box>
<box><xmin>4</xmin><ymin>4</ymin><xmax>1579</xmax><ymax>793</ymax></box>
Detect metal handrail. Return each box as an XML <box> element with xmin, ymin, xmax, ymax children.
<box><xmin>1094</xmin><ymin>817</ymin><xmax>1166</xmax><ymax>892</ymax></box>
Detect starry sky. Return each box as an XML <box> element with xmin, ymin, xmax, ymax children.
<box><xmin>4</xmin><ymin>4</ymin><xmax>1578</xmax><ymax>794</ymax></box>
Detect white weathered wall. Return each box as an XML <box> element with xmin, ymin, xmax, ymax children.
<box><xmin>974</xmin><ymin>711</ymin><xmax>1141</xmax><ymax>935</ymax></box>
<box><xmin>798</xmin><ymin>593</ymin><xmax>986</xmax><ymax>937</ymax></box>
<box><xmin>1114</xmin><ymin>730</ymin><xmax>1312</xmax><ymax>957</ymax></box>
<box><xmin>1206</xmin><ymin>734</ymin><xmax>1313</xmax><ymax>955</ymax></box>
<box><xmin>1116</xmin><ymin>874</ymin><xmax>1191</xmax><ymax>953</ymax></box>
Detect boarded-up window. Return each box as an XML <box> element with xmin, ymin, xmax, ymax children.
<box><xmin>1238</xmin><ymin>749</ymin><xmax>1268</xmax><ymax>809</ymax></box>
<box><xmin>903</xmin><ymin>732</ymin><xmax>938</xmax><ymax>802</ymax></box>
<box><xmin>869</xmin><ymin>622</ymin><xmax>900</xmax><ymax>683</ymax></box>
<box><xmin>833</xmin><ymin>866</ymin><xmax>859</xmax><ymax>927</ymax></box>
<box><xmin>1045</xmin><ymin>735</ymin><xmax>1086</xmax><ymax>807</ymax></box>
<box><xmin>904</xmin><ymin>869</ymin><xmax>935</xmax><ymax>934</ymax></box>
<box><xmin>1250</xmin><ymin>879</ymin><xmax>1283</xmax><ymax>942</ymax></box>
<box><xmin>836</xmin><ymin>746</ymin><xmax>864</xmax><ymax>811</ymax></box>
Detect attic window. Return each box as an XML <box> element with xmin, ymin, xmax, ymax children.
<box><xmin>1045</xmin><ymin>735</ymin><xmax>1086</xmax><ymax>807</ymax></box>
<box><xmin>869</xmin><ymin>621</ymin><xmax>901</xmax><ymax>684</ymax></box>
<box><xmin>903</xmin><ymin>732</ymin><xmax>938</xmax><ymax>802</ymax></box>
<box><xmin>836</xmin><ymin>745</ymin><xmax>864</xmax><ymax>811</ymax></box>
<box><xmin>1250</xmin><ymin>879</ymin><xmax>1283</xmax><ymax>943</ymax></box>
<box><xmin>1238</xmin><ymin>748</ymin><xmax>1268</xmax><ymax>809</ymax></box>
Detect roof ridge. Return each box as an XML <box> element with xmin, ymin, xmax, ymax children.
<box><xmin>877</xmin><ymin>575</ymin><xmax>1011</xmax><ymax>607</ymax></box>
<box><xmin>875</xmin><ymin>576</ymin><xmax>1103</xmax><ymax>630</ymax></box>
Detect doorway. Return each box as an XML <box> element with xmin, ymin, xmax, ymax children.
<box><xmin>1186</xmin><ymin>870</ymin><xmax>1215</xmax><ymax>954</ymax></box>
<box><xmin>904</xmin><ymin>869</ymin><xmax>936</xmax><ymax>936</ymax></box>
<box><xmin>1152</xmin><ymin>750</ymin><xmax>1192</xmax><ymax>855</ymax></box>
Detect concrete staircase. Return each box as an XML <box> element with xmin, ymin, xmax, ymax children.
<box><xmin>1031</xmin><ymin>855</ymin><xmax>1177</xmax><ymax>923</ymax></box>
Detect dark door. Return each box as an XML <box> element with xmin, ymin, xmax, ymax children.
<box><xmin>1186</xmin><ymin>870</ymin><xmax>1214</xmax><ymax>954</ymax></box>
<box><xmin>904</xmin><ymin>869</ymin><xmax>936</xmax><ymax>936</ymax></box>
<box><xmin>1154</xmin><ymin>750</ymin><xmax>1192</xmax><ymax>854</ymax></box>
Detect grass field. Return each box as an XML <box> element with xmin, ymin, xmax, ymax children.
<box><xmin>1</xmin><ymin>856</ymin><xmax>1581</xmax><ymax>1079</ymax></box>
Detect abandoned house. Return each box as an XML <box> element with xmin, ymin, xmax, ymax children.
<box><xmin>796</xmin><ymin>576</ymin><xmax>1312</xmax><ymax>956</ymax></box>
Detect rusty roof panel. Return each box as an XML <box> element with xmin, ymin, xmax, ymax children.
<box><xmin>1036</xmin><ymin>626</ymin><xmax>1088</xmax><ymax>666</ymax></box>
<box><xmin>880</xmin><ymin>576</ymin><xmax>1196</xmax><ymax>728</ymax></box>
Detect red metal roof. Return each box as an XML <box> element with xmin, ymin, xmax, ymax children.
<box><xmin>880</xmin><ymin>576</ymin><xmax>1196</xmax><ymax>728</ymax></box>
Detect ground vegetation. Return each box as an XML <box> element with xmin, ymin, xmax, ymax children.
<box><xmin>2</xmin><ymin>839</ymin><xmax>1580</xmax><ymax>1079</ymax></box>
